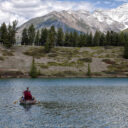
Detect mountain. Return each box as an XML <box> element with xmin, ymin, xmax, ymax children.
<box><xmin>17</xmin><ymin>3</ymin><xmax>128</xmax><ymax>41</ymax></box>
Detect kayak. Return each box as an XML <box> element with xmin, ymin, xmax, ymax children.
<box><xmin>20</xmin><ymin>97</ymin><xmax>37</xmax><ymax>105</ymax></box>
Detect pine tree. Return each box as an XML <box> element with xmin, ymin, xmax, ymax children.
<box><xmin>64</xmin><ymin>32</ymin><xmax>70</xmax><ymax>46</ymax></box>
<box><xmin>29</xmin><ymin>57</ymin><xmax>38</xmax><ymax>78</ymax></box>
<box><xmin>87</xmin><ymin>63</ymin><xmax>91</xmax><ymax>77</ymax></box>
<box><xmin>86</xmin><ymin>33</ymin><xmax>93</xmax><ymax>46</ymax></box>
<box><xmin>6</xmin><ymin>24</ymin><xmax>13</xmax><ymax>48</ymax></box>
<box><xmin>124</xmin><ymin>39</ymin><xmax>128</xmax><ymax>59</ymax></box>
<box><xmin>21</xmin><ymin>28</ymin><xmax>29</xmax><ymax>45</ymax></box>
<box><xmin>45</xmin><ymin>35</ymin><xmax>51</xmax><ymax>53</ymax></box>
<box><xmin>0</xmin><ymin>22</ymin><xmax>8</xmax><ymax>45</ymax></box>
<box><xmin>93</xmin><ymin>31</ymin><xmax>100</xmax><ymax>46</ymax></box>
<box><xmin>28</xmin><ymin>24</ymin><xmax>35</xmax><ymax>45</ymax></box>
<box><xmin>69</xmin><ymin>32</ymin><xmax>73</xmax><ymax>46</ymax></box>
<box><xmin>11</xmin><ymin>20</ymin><xmax>18</xmax><ymax>45</ymax></box>
<box><xmin>44</xmin><ymin>31</ymin><xmax>54</xmax><ymax>53</ymax></box>
<box><xmin>119</xmin><ymin>32</ymin><xmax>125</xmax><ymax>46</ymax></box>
<box><xmin>100</xmin><ymin>33</ymin><xmax>106</xmax><ymax>46</ymax></box>
<box><xmin>0</xmin><ymin>27</ymin><xmax>1</xmax><ymax>43</ymax></box>
<box><xmin>78</xmin><ymin>33</ymin><xmax>86</xmax><ymax>47</ymax></box>
<box><xmin>49</xmin><ymin>26</ymin><xmax>56</xmax><ymax>47</ymax></box>
<box><xmin>35</xmin><ymin>30</ymin><xmax>40</xmax><ymax>46</ymax></box>
<box><xmin>56</xmin><ymin>28</ymin><xmax>64</xmax><ymax>46</ymax></box>
<box><xmin>72</xmin><ymin>31</ymin><xmax>79</xmax><ymax>47</ymax></box>
<box><xmin>40</xmin><ymin>28</ymin><xmax>48</xmax><ymax>46</ymax></box>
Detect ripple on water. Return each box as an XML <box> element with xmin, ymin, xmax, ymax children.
<box><xmin>0</xmin><ymin>78</ymin><xmax>128</xmax><ymax>128</ymax></box>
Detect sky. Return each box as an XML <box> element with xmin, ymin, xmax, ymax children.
<box><xmin>0</xmin><ymin>0</ymin><xmax>127</xmax><ymax>26</ymax></box>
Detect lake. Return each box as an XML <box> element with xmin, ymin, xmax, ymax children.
<box><xmin>0</xmin><ymin>78</ymin><xmax>128</xmax><ymax>128</ymax></box>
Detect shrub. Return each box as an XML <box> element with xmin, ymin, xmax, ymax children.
<box><xmin>102</xmin><ymin>59</ymin><xmax>115</xmax><ymax>65</ymax></box>
<box><xmin>0</xmin><ymin>56</ymin><xmax>4</xmax><ymax>61</ymax></box>
<box><xmin>29</xmin><ymin>57</ymin><xmax>38</xmax><ymax>78</ymax></box>
<box><xmin>2</xmin><ymin>50</ymin><xmax>14</xmax><ymax>56</ymax></box>
<box><xmin>79</xmin><ymin>58</ymin><xmax>92</xmax><ymax>63</ymax></box>
<box><xmin>87</xmin><ymin>63</ymin><xmax>91</xmax><ymax>77</ymax></box>
<box><xmin>24</xmin><ymin>47</ymin><xmax>45</xmax><ymax>58</ymax></box>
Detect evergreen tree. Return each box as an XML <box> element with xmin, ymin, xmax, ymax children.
<box><xmin>40</xmin><ymin>28</ymin><xmax>48</xmax><ymax>46</ymax></box>
<box><xmin>45</xmin><ymin>35</ymin><xmax>51</xmax><ymax>53</ymax></box>
<box><xmin>11</xmin><ymin>20</ymin><xmax>18</xmax><ymax>45</ymax></box>
<box><xmin>49</xmin><ymin>26</ymin><xmax>56</xmax><ymax>47</ymax></box>
<box><xmin>56</xmin><ymin>28</ymin><xmax>64</xmax><ymax>46</ymax></box>
<box><xmin>78</xmin><ymin>33</ymin><xmax>86</xmax><ymax>47</ymax></box>
<box><xmin>29</xmin><ymin>57</ymin><xmax>38</xmax><ymax>78</ymax></box>
<box><xmin>21</xmin><ymin>28</ymin><xmax>29</xmax><ymax>45</ymax></box>
<box><xmin>0</xmin><ymin>22</ymin><xmax>8</xmax><ymax>45</ymax></box>
<box><xmin>72</xmin><ymin>31</ymin><xmax>79</xmax><ymax>47</ymax></box>
<box><xmin>0</xmin><ymin>27</ymin><xmax>1</xmax><ymax>43</ymax></box>
<box><xmin>87</xmin><ymin>63</ymin><xmax>91</xmax><ymax>77</ymax></box>
<box><xmin>64</xmin><ymin>32</ymin><xmax>70</xmax><ymax>46</ymax></box>
<box><xmin>69</xmin><ymin>32</ymin><xmax>74</xmax><ymax>46</ymax></box>
<box><xmin>44</xmin><ymin>32</ymin><xmax>53</xmax><ymax>53</ymax></box>
<box><xmin>93</xmin><ymin>31</ymin><xmax>100</xmax><ymax>46</ymax></box>
<box><xmin>119</xmin><ymin>32</ymin><xmax>125</xmax><ymax>46</ymax></box>
<box><xmin>35</xmin><ymin>30</ymin><xmax>40</xmax><ymax>46</ymax></box>
<box><xmin>106</xmin><ymin>31</ymin><xmax>111</xmax><ymax>45</ymax></box>
<box><xmin>100</xmin><ymin>33</ymin><xmax>106</xmax><ymax>46</ymax></box>
<box><xmin>6</xmin><ymin>24</ymin><xmax>13</xmax><ymax>48</ymax></box>
<box><xmin>86</xmin><ymin>33</ymin><xmax>93</xmax><ymax>46</ymax></box>
<box><xmin>28</xmin><ymin>24</ymin><xmax>35</xmax><ymax>45</ymax></box>
<box><xmin>124</xmin><ymin>38</ymin><xmax>128</xmax><ymax>59</ymax></box>
<box><xmin>115</xmin><ymin>33</ymin><xmax>119</xmax><ymax>46</ymax></box>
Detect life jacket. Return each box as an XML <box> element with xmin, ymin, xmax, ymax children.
<box><xmin>24</xmin><ymin>90</ymin><xmax>32</xmax><ymax>100</ymax></box>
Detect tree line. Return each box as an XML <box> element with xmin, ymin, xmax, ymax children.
<box><xmin>21</xmin><ymin>24</ymin><xmax>128</xmax><ymax>47</ymax></box>
<box><xmin>0</xmin><ymin>22</ymin><xmax>128</xmax><ymax>58</ymax></box>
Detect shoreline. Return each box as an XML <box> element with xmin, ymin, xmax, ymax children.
<box><xmin>0</xmin><ymin>74</ymin><xmax>128</xmax><ymax>79</ymax></box>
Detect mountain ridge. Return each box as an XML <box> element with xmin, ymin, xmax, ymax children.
<box><xmin>17</xmin><ymin>3</ymin><xmax>128</xmax><ymax>41</ymax></box>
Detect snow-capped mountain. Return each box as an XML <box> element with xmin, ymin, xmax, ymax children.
<box><xmin>17</xmin><ymin>3</ymin><xmax>128</xmax><ymax>40</ymax></box>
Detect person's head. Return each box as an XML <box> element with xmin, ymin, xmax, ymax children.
<box><xmin>27</xmin><ymin>87</ymin><xmax>29</xmax><ymax>91</ymax></box>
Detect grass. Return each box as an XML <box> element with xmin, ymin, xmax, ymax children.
<box><xmin>107</xmin><ymin>63</ymin><xmax>128</xmax><ymax>73</ymax></box>
<box><xmin>52</xmin><ymin>71</ymin><xmax>80</xmax><ymax>77</ymax></box>
<box><xmin>24</xmin><ymin>47</ymin><xmax>45</xmax><ymax>58</ymax></box>
<box><xmin>2</xmin><ymin>50</ymin><xmax>14</xmax><ymax>56</ymax></box>
<box><xmin>48</xmin><ymin>53</ymin><xmax>58</xmax><ymax>58</ymax></box>
<box><xmin>48</xmin><ymin>61</ymin><xmax>77</xmax><ymax>67</ymax></box>
<box><xmin>0</xmin><ymin>56</ymin><xmax>4</xmax><ymax>61</ymax></box>
<box><xmin>37</xmin><ymin>63</ymin><xmax>49</xmax><ymax>69</ymax></box>
<box><xmin>92</xmin><ymin>72</ymin><xmax>102</xmax><ymax>76</ymax></box>
<box><xmin>102</xmin><ymin>59</ymin><xmax>116</xmax><ymax>65</ymax></box>
<box><xmin>78</xmin><ymin>58</ymin><xmax>92</xmax><ymax>63</ymax></box>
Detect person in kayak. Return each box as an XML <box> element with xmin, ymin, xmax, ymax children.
<box><xmin>23</xmin><ymin>87</ymin><xmax>33</xmax><ymax>101</ymax></box>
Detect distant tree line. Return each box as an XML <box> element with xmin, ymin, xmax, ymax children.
<box><xmin>21</xmin><ymin>24</ymin><xmax>128</xmax><ymax>57</ymax></box>
<box><xmin>21</xmin><ymin>24</ymin><xmax>128</xmax><ymax>47</ymax></box>
<box><xmin>0</xmin><ymin>22</ymin><xmax>128</xmax><ymax>58</ymax></box>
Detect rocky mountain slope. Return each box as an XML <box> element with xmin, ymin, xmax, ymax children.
<box><xmin>17</xmin><ymin>3</ymin><xmax>128</xmax><ymax>41</ymax></box>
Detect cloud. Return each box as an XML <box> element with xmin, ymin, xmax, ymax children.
<box><xmin>0</xmin><ymin>0</ymin><xmax>95</xmax><ymax>26</ymax></box>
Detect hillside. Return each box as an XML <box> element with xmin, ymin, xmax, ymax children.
<box><xmin>0</xmin><ymin>45</ymin><xmax>127</xmax><ymax>78</ymax></box>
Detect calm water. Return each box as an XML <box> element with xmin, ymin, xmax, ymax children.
<box><xmin>1</xmin><ymin>78</ymin><xmax>128</xmax><ymax>128</ymax></box>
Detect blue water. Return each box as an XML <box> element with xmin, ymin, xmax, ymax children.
<box><xmin>0</xmin><ymin>78</ymin><xmax>128</xmax><ymax>128</ymax></box>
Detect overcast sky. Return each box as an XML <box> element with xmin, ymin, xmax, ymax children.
<box><xmin>0</xmin><ymin>0</ymin><xmax>127</xmax><ymax>26</ymax></box>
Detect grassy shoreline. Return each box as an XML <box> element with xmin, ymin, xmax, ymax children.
<box><xmin>0</xmin><ymin>45</ymin><xmax>127</xmax><ymax>78</ymax></box>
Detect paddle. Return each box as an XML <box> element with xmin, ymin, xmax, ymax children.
<box><xmin>13</xmin><ymin>100</ymin><xmax>18</xmax><ymax>104</ymax></box>
<box><xmin>13</xmin><ymin>98</ymin><xmax>21</xmax><ymax>104</ymax></box>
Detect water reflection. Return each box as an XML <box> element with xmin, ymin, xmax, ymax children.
<box><xmin>20</xmin><ymin>104</ymin><xmax>32</xmax><ymax>111</ymax></box>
